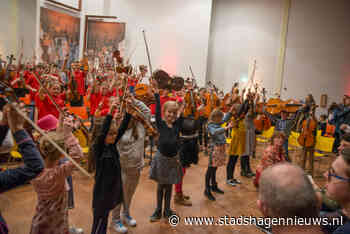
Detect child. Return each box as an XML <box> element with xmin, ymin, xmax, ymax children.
<box><xmin>149</xmin><ymin>80</ymin><xmax>184</xmax><ymax>221</ymax></box>
<box><xmin>111</xmin><ymin>97</ymin><xmax>151</xmax><ymax>233</ymax></box>
<box><xmin>205</xmin><ymin>108</ymin><xmax>233</xmax><ymax>201</ymax></box>
<box><xmin>30</xmin><ymin>115</ymin><xmax>83</xmax><ymax>234</ymax></box>
<box><xmin>227</xmin><ymin>104</ymin><xmax>245</xmax><ymax>186</ymax></box>
<box><xmin>90</xmin><ymin>99</ymin><xmax>131</xmax><ymax>234</ymax></box>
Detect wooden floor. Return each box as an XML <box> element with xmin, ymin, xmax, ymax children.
<box><xmin>2</xmin><ymin>144</ymin><xmax>333</xmax><ymax>234</ymax></box>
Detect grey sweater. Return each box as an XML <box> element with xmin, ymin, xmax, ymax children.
<box><xmin>117</xmin><ymin>99</ymin><xmax>151</xmax><ymax>169</ymax></box>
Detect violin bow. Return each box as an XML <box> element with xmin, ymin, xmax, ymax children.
<box><xmin>4</xmin><ymin>96</ymin><xmax>92</xmax><ymax>178</ymax></box>
<box><xmin>142</xmin><ymin>30</ymin><xmax>153</xmax><ymax>81</ymax></box>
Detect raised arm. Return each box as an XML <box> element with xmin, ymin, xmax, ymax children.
<box><xmin>0</xmin><ymin>104</ymin><xmax>44</xmax><ymax>192</ymax></box>
<box><xmin>115</xmin><ymin>112</ymin><xmax>131</xmax><ymax>143</ymax></box>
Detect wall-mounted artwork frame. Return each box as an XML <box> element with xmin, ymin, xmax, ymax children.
<box><xmin>320</xmin><ymin>94</ymin><xmax>328</xmax><ymax>108</ymax></box>
<box><xmin>84</xmin><ymin>15</ymin><xmax>125</xmax><ymax>65</ymax></box>
<box><xmin>39</xmin><ymin>7</ymin><xmax>80</xmax><ymax>66</ymax></box>
<box><xmin>46</xmin><ymin>0</ymin><xmax>82</xmax><ymax>12</ymax></box>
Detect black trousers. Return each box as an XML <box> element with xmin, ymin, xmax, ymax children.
<box><xmin>91</xmin><ymin>210</ymin><xmax>110</xmax><ymax>234</ymax></box>
<box><xmin>226</xmin><ymin>155</ymin><xmax>238</xmax><ymax>180</ymax></box>
<box><xmin>156</xmin><ymin>183</ymin><xmax>172</xmax><ymax>212</ymax></box>
<box><xmin>205</xmin><ymin>166</ymin><xmax>218</xmax><ymax>188</ymax></box>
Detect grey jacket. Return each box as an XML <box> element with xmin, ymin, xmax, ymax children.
<box><xmin>207</xmin><ymin>113</ymin><xmax>232</xmax><ymax>145</ymax></box>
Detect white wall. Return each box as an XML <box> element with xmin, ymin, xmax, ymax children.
<box><xmin>207</xmin><ymin>0</ymin><xmax>284</xmax><ymax>94</ymax></box>
<box><xmin>107</xmin><ymin>0</ymin><xmax>213</xmax><ymax>86</ymax></box>
<box><xmin>283</xmin><ymin>0</ymin><xmax>350</xmax><ymax>114</ymax></box>
<box><xmin>208</xmin><ymin>0</ymin><xmax>350</xmax><ymax>115</ymax></box>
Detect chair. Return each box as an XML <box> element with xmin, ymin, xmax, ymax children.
<box><xmin>256</xmin><ymin>127</ymin><xmax>274</xmax><ymax>144</ymax></box>
<box><xmin>288</xmin><ymin>131</ymin><xmax>302</xmax><ymax>151</ymax></box>
<box><xmin>67</xmin><ymin>106</ymin><xmax>89</xmax><ymax>120</ymax></box>
<box><xmin>6</xmin><ymin>142</ymin><xmax>22</xmax><ymax>169</ymax></box>
<box><xmin>313</xmin><ymin>135</ymin><xmax>335</xmax><ymax>177</ymax></box>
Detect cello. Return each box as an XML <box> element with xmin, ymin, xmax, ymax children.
<box><xmin>297</xmin><ymin>106</ymin><xmax>317</xmax><ymax>147</ymax></box>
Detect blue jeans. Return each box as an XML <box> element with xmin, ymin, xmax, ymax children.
<box><xmin>59</xmin><ymin>157</ymin><xmax>74</xmax><ymax>209</ymax></box>
<box><xmin>283</xmin><ymin>139</ymin><xmax>291</xmax><ymax>162</ymax></box>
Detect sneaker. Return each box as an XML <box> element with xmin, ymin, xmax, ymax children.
<box><xmin>122</xmin><ymin>214</ymin><xmax>137</xmax><ymax>227</ymax></box>
<box><xmin>226</xmin><ymin>179</ymin><xmax>237</xmax><ymax>187</ymax></box>
<box><xmin>150</xmin><ymin>209</ymin><xmax>162</xmax><ymax>222</ymax></box>
<box><xmin>69</xmin><ymin>227</ymin><xmax>84</xmax><ymax>234</ymax></box>
<box><xmin>113</xmin><ymin>220</ymin><xmax>128</xmax><ymax>233</ymax></box>
<box><xmin>231</xmin><ymin>178</ymin><xmax>242</xmax><ymax>184</ymax></box>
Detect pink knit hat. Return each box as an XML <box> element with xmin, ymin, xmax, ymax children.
<box><xmin>37</xmin><ymin>114</ymin><xmax>58</xmax><ymax>131</ymax></box>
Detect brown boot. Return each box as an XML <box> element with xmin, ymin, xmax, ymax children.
<box><xmin>174</xmin><ymin>193</ymin><xmax>192</xmax><ymax>206</ymax></box>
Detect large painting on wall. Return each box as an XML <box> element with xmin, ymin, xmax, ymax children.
<box><xmin>84</xmin><ymin>16</ymin><xmax>125</xmax><ymax>65</ymax></box>
<box><xmin>39</xmin><ymin>7</ymin><xmax>80</xmax><ymax>66</ymax></box>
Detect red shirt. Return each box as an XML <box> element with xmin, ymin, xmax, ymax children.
<box><xmin>150</xmin><ymin>95</ymin><xmax>177</xmax><ymax>115</ymax></box>
<box><xmin>35</xmin><ymin>93</ymin><xmax>66</xmax><ymax>120</ymax></box>
<box><xmin>90</xmin><ymin>91</ymin><xmax>115</xmax><ymax>116</ymax></box>
<box><xmin>24</xmin><ymin>71</ymin><xmax>39</xmax><ymax>101</ymax></box>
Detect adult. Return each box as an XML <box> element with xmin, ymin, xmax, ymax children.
<box><xmin>257</xmin><ymin>163</ymin><xmax>324</xmax><ymax>234</ymax></box>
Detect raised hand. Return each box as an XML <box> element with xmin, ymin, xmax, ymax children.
<box><xmin>6</xmin><ymin>103</ymin><xmax>27</xmax><ymax>132</ymax></box>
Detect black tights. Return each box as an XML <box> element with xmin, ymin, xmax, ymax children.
<box><xmin>156</xmin><ymin>183</ymin><xmax>173</xmax><ymax>212</ymax></box>
<box><xmin>226</xmin><ymin>155</ymin><xmax>238</xmax><ymax>180</ymax></box>
<box><xmin>205</xmin><ymin>166</ymin><xmax>218</xmax><ymax>188</ymax></box>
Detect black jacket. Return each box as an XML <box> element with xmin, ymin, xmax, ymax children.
<box><xmin>92</xmin><ymin>113</ymin><xmax>131</xmax><ymax>216</ymax></box>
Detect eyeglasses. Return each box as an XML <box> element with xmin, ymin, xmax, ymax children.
<box><xmin>327</xmin><ymin>167</ymin><xmax>350</xmax><ymax>182</ymax></box>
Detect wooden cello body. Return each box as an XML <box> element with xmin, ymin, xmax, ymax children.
<box><xmin>298</xmin><ymin>117</ymin><xmax>317</xmax><ymax>147</ymax></box>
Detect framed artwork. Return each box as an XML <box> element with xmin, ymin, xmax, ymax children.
<box><xmin>46</xmin><ymin>0</ymin><xmax>82</xmax><ymax>12</ymax></box>
<box><xmin>39</xmin><ymin>7</ymin><xmax>80</xmax><ymax>67</ymax></box>
<box><xmin>84</xmin><ymin>15</ymin><xmax>125</xmax><ymax>65</ymax></box>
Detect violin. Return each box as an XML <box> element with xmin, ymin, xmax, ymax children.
<box><xmin>3</xmin><ymin>55</ymin><xmax>16</xmax><ymax>85</ymax></box>
<box><xmin>127</xmin><ymin>101</ymin><xmax>157</xmax><ymax>137</ymax></box>
<box><xmin>81</xmin><ymin>53</ymin><xmax>89</xmax><ymax>73</ymax></box>
<box><xmin>203</xmin><ymin>81</ymin><xmax>220</xmax><ymax>118</ymax></box>
<box><xmin>254</xmin><ymin>88</ymin><xmax>271</xmax><ymax>132</ymax></box>
<box><xmin>134</xmin><ymin>83</ymin><xmax>155</xmax><ymax>106</ymax></box>
<box><xmin>183</xmin><ymin>79</ymin><xmax>199</xmax><ymax>119</ymax></box>
<box><xmin>221</xmin><ymin>82</ymin><xmax>239</xmax><ymax>112</ymax></box>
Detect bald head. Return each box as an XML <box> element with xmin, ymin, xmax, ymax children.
<box><xmin>259</xmin><ymin>163</ymin><xmax>319</xmax><ymax>218</ymax></box>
